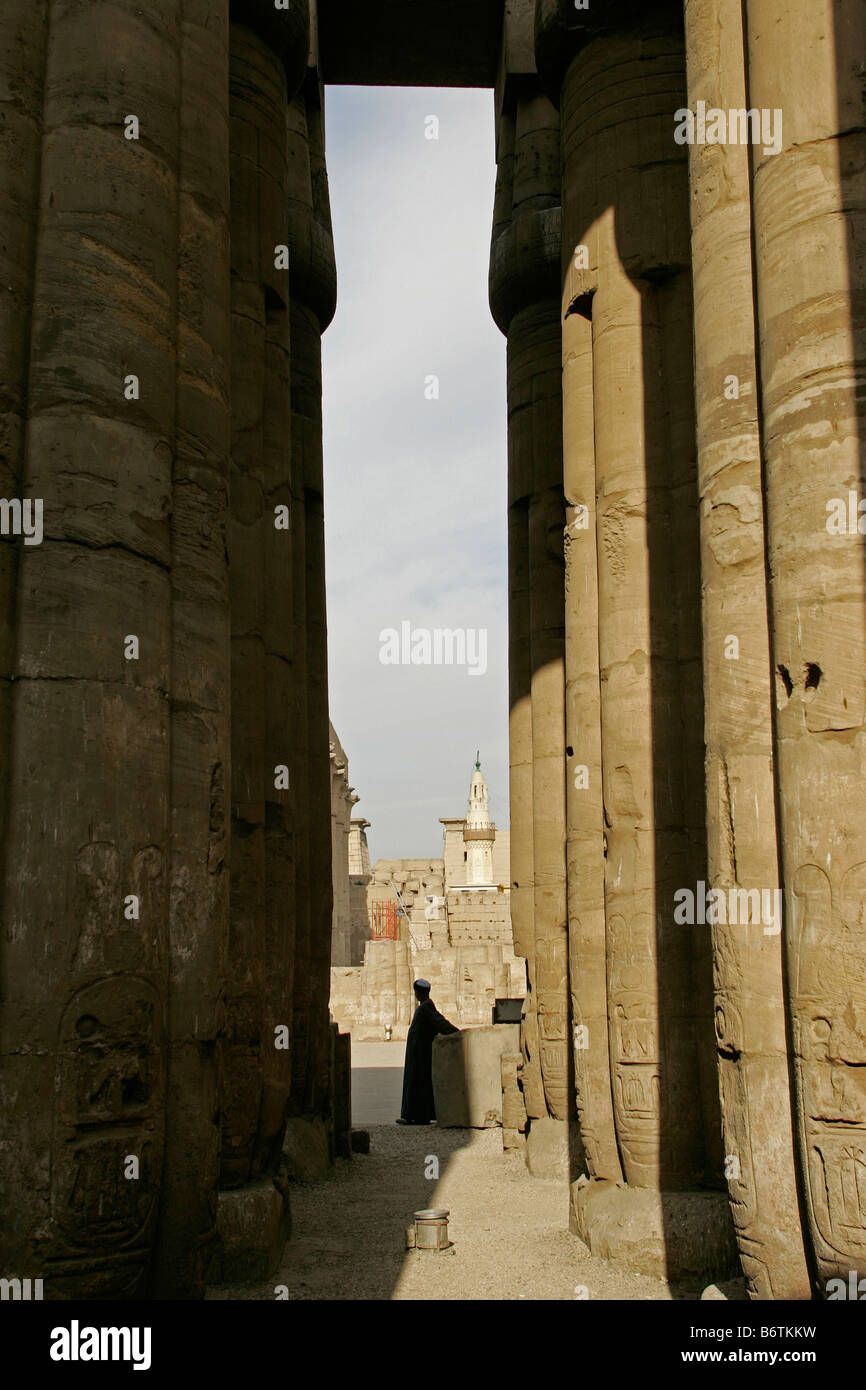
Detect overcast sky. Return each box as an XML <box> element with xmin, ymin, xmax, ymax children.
<box><xmin>322</xmin><ymin>86</ymin><xmax>508</xmax><ymax>862</ymax></box>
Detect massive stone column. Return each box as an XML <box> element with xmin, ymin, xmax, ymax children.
<box><xmin>0</xmin><ymin>2</ymin><xmax>47</xmax><ymax>873</ymax></box>
<box><xmin>537</xmin><ymin>0</ymin><xmax>733</xmax><ymax>1277</ymax></box>
<box><xmin>494</xmin><ymin>95</ymin><xmax>544</xmax><ymax>1122</ymax></box>
<box><xmin>152</xmin><ymin>0</ymin><xmax>232</xmax><ymax>1298</ymax></box>
<box><xmin>0</xmin><ymin>0</ymin><xmax>181</xmax><ymax>1297</ymax></box>
<box><xmin>490</xmin><ymin>63</ymin><xmax>566</xmax><ymax>1132</ymax></box>
<box><xmin>744</xmin><ymin>0</ymin><xmax>866</xmax><ymax>1292</ymax></box>
<box><xmin>682</xmin><ymin>0</ymin><xmax>810</xmax><ymax>1299</ymax></box>
<box><xmin>219</xmin><ymin>1</ymin><xmax>309</xmax><ymax>1276</ymax></box>
<box><xmin>562</xmin><ymin>271</ymin><xmax>623</xmax><ymax>1187</ymax></box>
<box><xmin>284</xmin><ymin>75</ymin><xmax>337</xmax><ymax>1131</ymax></box>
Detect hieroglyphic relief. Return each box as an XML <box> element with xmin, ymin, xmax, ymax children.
<box><xmin>792</xmin><ymin>863</ymin><xmax>866</xmax><ymax>1281</ymax></box>
<box><xmin>607</xmin><ymin>911</ymin><xmax>659</xmax><ymax>1185</ymax></box>
<box><xmin>535</xmin><ymin>934</ymin><xmax>570</xmax><ymax>1120</ymax></box>
<box><xmin>49</xmin><ymin>978</ymin><xmax>164</xmax><ymax>1297</ymax></box>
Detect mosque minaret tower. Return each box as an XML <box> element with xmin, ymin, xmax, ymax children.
<box><xmin>463</xmin><ymin>752</ymin><xmax>496</xmax><ymax>885</ymax></box>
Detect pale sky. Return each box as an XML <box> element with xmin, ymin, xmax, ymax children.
<box><xmin>322</xmin><ymin>86</ymin><xmax>509</xmax><ymax>862</ymax></box>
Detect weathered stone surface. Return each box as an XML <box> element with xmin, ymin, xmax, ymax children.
<box><xmin>682</xmin><ymin>0</ymin><xmax>810</xmax><ymax>1301</ymax></box>
<box><xmin>525</xmin><ymin>1117</ymin><xmax>569</xmax><ymax>1181</ymax></box>
<box><xmin>572</xmin><ymin>1181</ymin><xmax>739</xmax><ymax>1284</ymax></box>
<box><xmin>501</xmin><ymin>1052</ymin><xmax>527</xmax><ymax>1138</ymax></box>
<box><xmin>286</xmin><ymin>77</ymin><xmax>337</xmax><ymax>1126</ymax></box>
<box><xmin>744</xmin><ymin>0</ymin><xmax>866</xmax><ymax>1294</ymax></box>
<box><xmin>223</xmin><ymin>17</ymin><xmax>297</xmax><ymax>1198</ymax></box>
<box><xmin>490</xmin><ymin>71</ymin><xmax>566</xmax><ymax>1127</ymax></box>
<box><xmin>432</xmin><ymin>1025</ymin><xmax>521</xmax><ymax>1128</ymax></box>
<box><xmin>282</xmin><ymin>1115</ymin><xmax>332</xmax><ymax>1183</ymax></box>
<box><xmin>215</xmin><ymin>1178</ymin><xmax>290</xmax><ymax>1282</ymax></box>
<box><xmin>0</xmin><ymin>0</ymin><xmax>181</xmax><ymax>1299</ymax></box>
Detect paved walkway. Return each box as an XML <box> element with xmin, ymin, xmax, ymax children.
<box><xmin>350</xmin><ymin>1040</ymin><xmax>406</xmax><ymax>1125</ymax></box>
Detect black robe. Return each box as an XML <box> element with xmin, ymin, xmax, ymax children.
<box><xmin>400</xmin><ymin>997</ymin><xmax>459</xmax><ymax>1123</ymax></box>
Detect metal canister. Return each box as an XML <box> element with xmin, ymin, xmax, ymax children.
<box><xmin>413</xmin><ymin>1208</ymin><xmax>451</xmax><ymax>1251</ymax></box>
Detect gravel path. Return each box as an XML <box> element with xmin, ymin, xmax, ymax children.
<box><xmin>208</xmin><ymin>1124</ymin><xmax>699</xmax><ymax>1301</ymax></box>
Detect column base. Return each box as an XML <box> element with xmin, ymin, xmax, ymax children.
<box><xmin>282</xmin><ymin>1114</ymin><xmax>332</xmax><ymax>1182</ymax></box>
<box><xmin>570</xmin><ymin>1178</ymin><xmax>739</xmax><ymax>1283</ymax></box>
<box><xmin>215</xmin><ymin>1178</ymin><xmax>290</xmax><ymax>1282</ymax></box>
<box><xmin>525</xmin><ymin>1116</ymin><xmax>569</xmax><ymax>1179</ymax></box>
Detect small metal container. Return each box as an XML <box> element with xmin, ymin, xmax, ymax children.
<box><xmin>413</xmin><ymin>1208</ymin><xmax>451</xmax><ymax>1251</ymax></box>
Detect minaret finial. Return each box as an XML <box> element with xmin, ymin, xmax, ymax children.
<box><xmin>475</xmin><ymin>749</ymin><xmax>480</xmax><ymax>770</ymax></box>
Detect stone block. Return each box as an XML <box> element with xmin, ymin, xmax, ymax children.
<box><xmin>282</xmin><ymin>1114</ymin><xmax>332</xmax><ymax>1182</ymax></box>
<box><xmin>570</xmin><ymin>1179</ymin><xmax>739</xmax><ymax>1284</ymax></box>
<box><xmin>525</xmin><ymin>1116</ymin><xmax>569</xmax><ymax>1179</ymax></box>
<box><xmin>432</xmin><ymin>1023</ymin><xmax>520</xmax><ymax>1127</ymax></box>
<box><xmin>215</xmin><ymin>1179</ymin><xmax>290</xmax><ymax>1282</ymax></box>
<box><xmin>502</xmin><ymin>1128</ymin><xmax>526</xmax><ymax>1151</ymax></box>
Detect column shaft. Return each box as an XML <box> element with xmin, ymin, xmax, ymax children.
<box><xmin>683</xmin><ymin>0</ymin><xmax>810</xmax><ymax>1298</ymax></box>
<box><xmin>153</xmin><ymin>0</ymin><xmax>232</xmax><ymax>1297</ymax></box>
<box><xmin>0</xmin><ymin>0</ymin><xmax>181</xmax><ymax>1295</ymax></box>
<box><xmin>562</xmin><ymin>290</ymin><xmax>623</xmax><ymax>1182</ymax></box>
<box><xmin>745</xmin><ymin>0</ymin><xmax>866</xmax><ymax>1288</ymax></box>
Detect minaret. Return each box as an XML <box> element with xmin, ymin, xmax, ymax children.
<box><xmin>463</xmin><ymin>752</ymin><xmax>496</xmax><ymax>885</ymax></box>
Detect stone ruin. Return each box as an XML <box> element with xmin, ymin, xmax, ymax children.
<box><xmin>329</xmin><ymin>761</ymin><xmax>526</xmax><ymax>1039</ymax></box>
<box><xmin>0</xmin><ymin>0</ymin><xmax>864</xmax><ymax>1301</ymax></box>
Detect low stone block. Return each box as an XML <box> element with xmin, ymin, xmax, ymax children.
<box><xmin>525</xmin><ymin>1116</ymin><xmax>569</xmax><ymax>1179</ymax></box>
<box><xmin>432</xmin><ymin>1023</ymin><xmax>520</xmax><ymax>1127</ymax></box>
<box><xmin>283</xmin><ymin>1114</ymin><xmax>332</xmax><ymax>1182</ymax></box>
<box><xmin>215</xmin><ymin>1179</ymin><xmax>290</xmax><ymax>1282</ymax></box>
<box><xmin>570</xmin><ymin>1179</ymin><xmax>739</xmax><ymax>1283</ymax></box>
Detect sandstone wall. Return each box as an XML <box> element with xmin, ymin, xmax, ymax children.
<box><xmin>330</xmin><ymin>938</ymin><xmax>526</xmax><ymax>1040</ymax></box>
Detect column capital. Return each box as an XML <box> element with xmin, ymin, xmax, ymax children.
<box><xmin>231</xmin><ymin>0</ymin><xmax>311</xmax><ymax>98</ymax></box>
<box><xmin>534</xmin><ymin>0</ymin><xmax>683</xmax><ymax>99</ymax></box>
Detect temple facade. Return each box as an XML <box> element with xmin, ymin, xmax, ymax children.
<box><xmin>329</xmin><ymin>757</ymin><xmax>525</xmax><ymax>1038</ymax></box>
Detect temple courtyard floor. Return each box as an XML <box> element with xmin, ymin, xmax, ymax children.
<box><xmin>208</xmin><ymin>1043</ymin><xmax>704</xmax><ymax>1301</ymax></box>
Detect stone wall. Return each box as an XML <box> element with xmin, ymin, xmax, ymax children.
<box><xmin>329</xmin><ymin>723</ymin><xmax>368</xmax><ymax>966</ymax></box>
<box><xmin>329</xmin><ymin>937</ymin><xmax>526</xmax><ymax>1040</ymax></box>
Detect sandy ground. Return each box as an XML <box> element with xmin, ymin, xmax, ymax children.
<box><xmin>208</xmin><ymin>1046</ymin><xmax>699</xmax><ymax>1301</ymax></box>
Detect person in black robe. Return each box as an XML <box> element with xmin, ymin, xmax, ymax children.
<box><xmin>398</xmin><ymin>979</ymin><xmax>459</xmax><ymax>1124</ymax></box>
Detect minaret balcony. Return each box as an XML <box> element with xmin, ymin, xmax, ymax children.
<box><xmin>463</xmin><ymin>825</ymin><xmax>496</xmax><ymax>842</ymax></box>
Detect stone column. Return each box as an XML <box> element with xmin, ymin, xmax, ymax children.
<box><xmin>0</xmin><ymin>2</ymin><xmax>48</xmax><ymax>864</ymax></box>
<box><xmin>490</xmin><ymin>80</ymin><xmax>566</xmax><ymax>1129</ymax></box>
<box><xmin>562</xmin><ymin>278</ymin><xmax>622</xmax><ymax>1186</ymax></box>
<box><xmin>0</xmin><ymin>0</ymin><xmax>181</xmax><ymax>1297</ymax></box>
<box><xmin>682</xmin><ymin>0</ymin><xmax>810</xmax><ymax>1299</ymax></box>
<box><xmin>152</xmin><ymin>0</ymin><xmax>232</xmax><ymax>1298</ymax></box>
<box><xmin>219</xmin><ymin>2</ymin><xmax>309</xmax><ymax>1276</ymax></box>
<box><xmin>285</xmin><ymin>76</ymin><xmax>337</xmax><ymax>1128</ymax></box>
<box><xmin>537</xmin><ymin>0</ymin><xmax>734</xmax><ymax>1277</ymax></box>
<box><xmin>744</xmin><ymin>0</ymin><xmax>866</xmax><ymax>1291</ymax></box>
